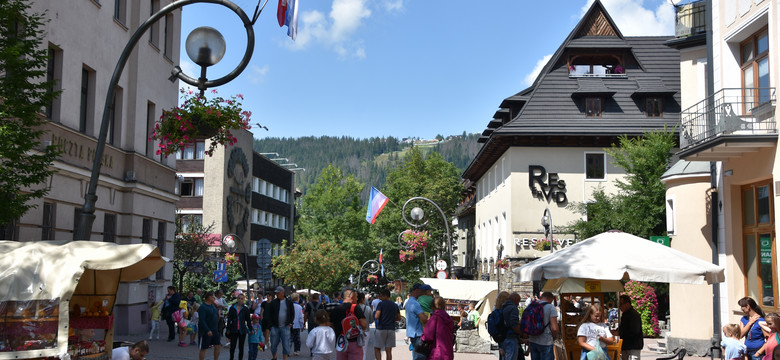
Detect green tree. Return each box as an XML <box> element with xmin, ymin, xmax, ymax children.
<box><xmin>172</xmin><ymin>215</ymin><xmax>214</xmax><ymax>292</ymax></box>
<box><xmin>272</xmin><ymin>237</ymin><xmax>357</xmax><ymax>295</ymax></box>
<box><xmin>567</xmin><ymin>129</ymin><xmax>676</xmax><ymax>239</ymax></box>
<box><xmin>0</xmin><ymin>0</ymin><xmax>61</xmax><ymax>224</ymax></box>
<box><xmin>369</xmin><ymin>147</ymin><xmax>463</xmax><ymax>283</ymax></box>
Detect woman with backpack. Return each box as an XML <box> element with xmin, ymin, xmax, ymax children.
<box><xmin>421</xmin><ymin>296</ymin><xmax>455</xmax><ymax>360</ymax></box>
<box><xmin>226</xmin><ymin>291</ymin><xmax>253</xmax><ymax>360</ymax></box>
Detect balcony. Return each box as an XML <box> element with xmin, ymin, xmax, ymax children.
<box><xmin>679</xmin><ymin>88</ymin><xmax>777</xmax><ymax>161</ymax></box>
<box><xmin>674</xmin><ymin>0</ymin><xmax>706</xmax><ymax>38</ymax></box>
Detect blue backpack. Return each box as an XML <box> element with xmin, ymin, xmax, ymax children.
<box><xmin>520</xmin><ymin>300</ymin><xmax>548</xmax><ymax>336</ymax></box>
<box><xmin>486</xmin><ymin>307</ymin><xmax>507</xmax><ymax>343</ymax></box>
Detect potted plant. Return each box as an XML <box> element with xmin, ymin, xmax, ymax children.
<box><xmin>534</xmin><ymin>239</ymin><xmax>552</xmax><ymax>251</ymax></box>
<box><xmin>149</xmin><ymin>88</ymin><xmax>258</xmax><ymax>157</ymax></box>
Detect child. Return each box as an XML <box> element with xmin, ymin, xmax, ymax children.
<box><xmin>577</xmin><ymin>304</ymin><xmax>615</xmax><ymax>360</ymax></box>
<box><xmin>248</xmin><ymin>314</ymin><xmax>265</xmax><ymax>360</ymax></box>
<box><xmin>721</xmin><ymin>323</ymin><xmax>747</xmax><ymax>360</ymax></box>
<box><xmin>188</xmin><ymin>303</ymin><xmax>200</xmax><ymax>346</ymax></box>
<box><xmin>757</xmin><ymin>313</ymin><xmax>780</xmax><ymax>360</ymax></box>
<box><xmin>149</xmin><ymin>299</ymin><xmax>163</xmax><ymax>340</ymax></box>
<box><xmin>172</xmin><ymin>306</ymin><xmax>188</xmax><ymax>347</ymax></box>
<box><xmin>306</xmin><ymin>309</ymin><xmax>335</xmax><ymax>360</ymax></box>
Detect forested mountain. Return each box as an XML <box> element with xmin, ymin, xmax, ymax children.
<box><xmin>253</xmin><ymin>133</ymin><xmax>481</xmax><ymax>194</ymax></box>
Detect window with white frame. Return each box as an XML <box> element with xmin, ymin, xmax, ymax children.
<box><xmin>180</xmin><ymin>178</ymin><xmax>204</xmax><ymax>197</ymax></box>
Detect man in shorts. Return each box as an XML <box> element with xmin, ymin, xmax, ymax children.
<box><xmin>198</xmin><ymin>291</ymin><xmax>221</xmax><ymax>360</ymax></box>
<box><xmin>373</xmin><ymin>288</ymin><xmax>400</xmax><ymax>360</ymax></box>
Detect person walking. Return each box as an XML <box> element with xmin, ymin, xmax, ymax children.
<box><xmin>266</xmin><ymin>286</ymin><xmax>295</xmax><ymax>360</ymax></box>
<box><xmin>291</xmin><ymin>293</ymin><xmax>304</xmax><ymax>356</ymax></box>
<box><xmin>374</xmin><ymin>288</ymin><xmax>400</xmax><ymax>360</ymax></box>
<box><xmin>304</xmin><ymin>293</ymin><xmax>324</xmax><ymax>332</ymax></box>
<box><xmin>421</xmin><ymin>296</ymin><xmax>455</xmax><ymax>360</ymax></box>
<box><xmin>329</xmin><ymin>288</ymin><xmax>368</xmax><ymax>360</ymax></box>
<box><xmin>215</xmin><ymin>290</ymin><xmax>228</xmax><ymax>343</ymax></box>
<box><xmin>163</xmin><ymin>286</ymin><xmax>181</xmax><ymax>342</ymax></box>
<box><xmin>357</xmin><ymin>292</ymin><xmax>375</xmax><ymax>360</ymax></box>
<box><xmin>149</xmin><ymin>298</ymin><xmax>163</xmax><ymax>340</ymax></box>
<box><xmin>198</xmin><ymin>291</ymin><xmax>222</xmax><ymax>360</ymax></box>
<box><xmin>226</xmin><ymin>291</ymin><xmax>252</xmax><ymax>360</ymax></box>
<box><xmin>528</xmin><ymin>292</ymin><xmax>560</xmax><ymax>360</ymax></box>
<box><xmin>307</xmin><ymin>309</ymin><xmax>336</xmax><ymax>360</ymax></box>
<box><xmin>740</xmin><ymin>297</ymin><xmax>768</xmax><ymax>360</ymax></box>
<box><xmin>618</xmin><ymin>295</ymin><xmax>643</xmax><ymax>360</ymax></box>
<box><xmin>248</xmin><ymin>314</ymin><xmax>265</xmax><ymax>360</ymax></box>
<box><xmin>405</xmin><ymin>284</ymin><xmax>429</xmax><ymax>360</ymax></box>
<box><xmin>501</xmin><ymin>293</ymin><xmax>523</xmax><ymax>360</ymax></box>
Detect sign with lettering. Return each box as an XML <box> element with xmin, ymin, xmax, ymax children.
<box><xmin>513</xmin><ymin>233</ymin><xmax>577</xmax><ymax>248</ymax></box>
<box><xmin>529</xmin><ymin>165</ymin><xmax>567</xmax><ymax>204</ymax></box>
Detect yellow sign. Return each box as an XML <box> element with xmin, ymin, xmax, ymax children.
<box><xmin>584</xmin><ymin>281</ymin><xmax>602</xmax><ymax>292</ymax></box>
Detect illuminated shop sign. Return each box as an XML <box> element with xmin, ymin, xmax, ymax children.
<box><xmin>529</xmin><ymin>165</ymin><xmax>567</xmax><ymax>204</ymax></box>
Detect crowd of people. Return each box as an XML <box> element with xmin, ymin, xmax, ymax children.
<box><xmin>721</xmin><ymin>296</ymin><xmax>780</xmax><ymax>360</ymax></box>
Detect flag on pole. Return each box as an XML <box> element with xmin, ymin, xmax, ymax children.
<box><xmin>365</xmin><ymin>187</ymin><xmax>389</xmax><ymax>224</ymax></box>
<box><xmin>276</xmin><ymin>0</ymin><xmax>287</xmax><ymax>27</ymax></box>
<box><xmin>379</xmin><ymin>248</ymin><xmax>383</xmax><ymax>264</ymax></box>
<box><xmin>381</xmin><ymin>264</ymin><xmax>385</xmax><ymax>277</ymax></box>
<box><xmin>284</xmin><ymin>0</ymin><xmax>299</xmax><ymax>40</ymax></box>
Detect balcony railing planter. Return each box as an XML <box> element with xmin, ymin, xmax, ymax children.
<box><xmin>680</xmin><ymin>88</ymin><xmax>776</xmax><ymax>149</ymax></box>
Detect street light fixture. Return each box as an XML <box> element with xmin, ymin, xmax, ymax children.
<box><xmin>74</xmin><ymin>0</ymin><xmax>266</xmax><ymax>240</ymax></box>
<box><xmin>222</xmin><ymin>233</ymin><xmax>251</xmax><ymax>293</ymax></box>
<box><xmin>401</xmin><ymin>197</ymin><xmax>454</xmax><ymax>279</ymax></box>
<box><xmin>542</xmin><ymin>208</ymin><xmax>553</xmax><ymax>253</ymax></box>
<box><xmin>356</xmin><ymin>259</ymin><xmax>380</xmax><ymax>288</ymax></box>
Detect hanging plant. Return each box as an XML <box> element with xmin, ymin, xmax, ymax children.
<box><xmin>533</xmin><ymin>239</ymin><xmax>552</xmax><ymax>251</ymax></box>
<box><xmin>399</xmin><ymin>250</ymin><xmax>416</xmax><ymax>262</ymax></box>
<box><xmin>149</xmin><ymin>88</ymin><xmax>259</xmax><ymax>157</ymax></box>
<box><xmin>224</xmin><ymin>252</ymin><xmax>238</xmax><ymax>266</ymax></box>
<box><xmin>401</xmin><ymin>229</ymin><xmax>429</xmax><ymax>251</ymax></box>
<box><xmin>366</xmin><ymin>274</ymin><xmax>378</xmax><ymax>283</ymax></box>
<box><xmin>495</xmin><ymin>259</ymin><xmax>510</xmax><ymax>269</ymax></box>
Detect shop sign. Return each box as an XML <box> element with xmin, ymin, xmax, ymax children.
<box><xmin>649</xmin><ymin>236</ymin><xmax>670</xmax><ymax>247</ymax></box>
<box><xmin>513</xmin><ymin>233</ymin><xmax>576</xmax><ymax>248</ymax></box>
<box><xmin>760</xmin><ymin>235</ymin><xmax>772</xmax><ymax>264</ymax></box>
<box><xmin>529</xmin><ymin>165</ymin><xmax>567</xmax><ymax>204</ymax></box>
<box><xmin>51</xmin><ymin>133</ymin><xmax>114</xmax><ymax>169</ymax></box>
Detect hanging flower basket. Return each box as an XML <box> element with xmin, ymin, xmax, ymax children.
<box><xmin>533</xmin><ymin>239</ymin><xmax>552</xmax><ymax>251</ymax></box>
<box><xmin>401</xmin><ymin>230</ymin><xmax>429</xmax><ymax>251</ymax></box>
<box><xmin>149</xmin><ymin>88</ymin><xmax>255</xmax><ymax>157</ymax></box>
<box><xmin>224</xmin><ymin>252</ymin><xmax>238</xmax><ymax>265</ymax></box>
<box><xmin>366</xmin><ymin>275</ymin><xmax>378</xmax><ymax>283</ymax></box>
<box><xmin>399</xmin><ymin>250</ymin><xmax>415</xmax><ymax>263</ymax></box>
<box><xmin>495</xmin><ymin>259</ymin><xmax>510</xmax><ymax>269</ymax></box>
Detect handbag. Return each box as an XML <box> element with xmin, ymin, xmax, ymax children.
<box><xmin>414</xmin><ymin>338</ymin><xmax>433</xmax><ymax>357</ymax></box>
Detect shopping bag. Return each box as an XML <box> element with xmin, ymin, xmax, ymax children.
<box><xmin>586</xmin><ymin>346</ymin><xmax>606</xmax><ymax>360</ymax></box>
<box><xmin>553</xmin><ymin>339</ymin><xmax>567</xmax><ymax>360</ymax></box>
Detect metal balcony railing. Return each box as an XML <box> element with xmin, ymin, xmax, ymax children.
<box><xmin>675</xmin><ymin>0</ymin><xmax>707</xmax><ymax>38</ymax></box>
<box><xmin>680</xmin><ymin>88</ymin><xmax>776</xmax><ymax>149</ymax></box>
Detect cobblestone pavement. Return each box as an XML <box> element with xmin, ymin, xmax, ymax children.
<box><xmin>114</xmin><ymin>329</ymin><xmax>709</xmax><ymax>360</ymax></box>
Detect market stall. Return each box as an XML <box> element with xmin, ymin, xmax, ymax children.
<box><xmin>0</xmin><ymin>241</ymin><xmax>166</xmax><ymax>360</ymax></box>
<box><xmin>420</xmin><ymin>278</ymin><xmax>497</xmax><ymax>342</ymax></box>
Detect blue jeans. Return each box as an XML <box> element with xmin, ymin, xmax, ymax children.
<box><xmin>530</xmin><ymin>342</ymin><xmax>554</xmax><ymax>360</ymax></box>
<box><xmin>248</xmin><ymin>343</ymin><xmax>259</xmax><ymax>360</ymax></box>
<box><xmin>410</xmin><ymin>336</ymin><xmax>427</xmax><ymax>360</ymax></box>
<box><xmin>270</xmin><ymin>326</ymin><xmax>291</xmax><ymax>356</ymax></box>
<box><xmin>502</xmin><ymin>337</ymin><xmax>520</xmax><ymax>360</ymax></box>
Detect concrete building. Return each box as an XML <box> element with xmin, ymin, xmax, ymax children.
<box><xmin>6</xmin><ymin>0</ymin><xmax>182</xmax><ymax>335</ymax></box>
<box><xmin>175</xmin><ymin>130</ymin><xmax>296</xmax><ymax>291</ymax></box>
<box><xmin>664</xmin><ymin>0</ymin><xmax>778</xmax><ymax>354</ymax></box>
<box><xmin>460</xmin><ymin>0</ymin><xmax>680</xmax><ymax>292</ymax></box>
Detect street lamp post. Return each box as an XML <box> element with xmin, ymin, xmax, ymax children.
<box><xmin>222</xmin><ymin>233</ymin><xmax>251</xmax><ymax>294</ymax></box>
<box><xmin>401</xmin><ymin>197</ymin><xmax>454</xmax><ymax>279</ymax></box>
<box><xmin>496</xmin><ymin>239</ymin><xmax>504</xmax><ymax>291</ymax></box>
<box><xmin>74</xmin><ymin>0</ymin><xmax>265</xmax><ymax>240</ymax></box>
<box><xmin>542</xmin><ymin>208</ymin><xmax>553</xmax><ymax>253</ymax></box>
<box><xmin>356</xmin><ymin>259</ymin><xmax>379</xmax><ymax>288</ymax></box>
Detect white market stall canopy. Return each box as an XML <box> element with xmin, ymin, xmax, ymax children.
<box><xmin>420</xmin><ymin>278</ymin><xmax>497</xmax><ymax>301</ymax></box>
<box><xmin>543</xmin><ymin>278</ymin><xmax>624</xmax><ymax>293</ymax></box>
<box><xmin>514</xmin><ymin>230</ymin><xmax>725</xmax><ymax>285</ymax></box>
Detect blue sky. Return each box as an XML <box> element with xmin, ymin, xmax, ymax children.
<box><xmin>179</xmin><ymin>0</ymin><xmax>677</xmax><ymax>140</ymax></box>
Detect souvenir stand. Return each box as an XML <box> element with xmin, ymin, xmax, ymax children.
<box><xmin>544</xmin><ymin>278</ymin><xmax>624</xmax><ymax>360</ymax></box>
<box><xmin>0</xmin><ymin>241</ymin><xmax>165</xmax><ymax>360</ymax></box>
<box><xmin>420</xmin><ymin>278</ymin><xmax>497</xmax><ymax>340</ymax></box>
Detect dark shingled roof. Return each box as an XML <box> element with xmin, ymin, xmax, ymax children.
<box><xmin>463</xmin><ymin>0</ymin><xmax>680</xmax><ymax>180</ymax></box>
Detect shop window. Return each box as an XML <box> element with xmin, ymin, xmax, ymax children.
<box><xmin>585</xmin><ymin>97</ymin><xmax>602</xmax><ymax>117</ymax></box>
<box><xmin>585</xmin><ymin>153</ymin><xmax>605</xmax><ymax>180</ymax></box>
<box><xmin>646</xmin><ymin>97</ymin><xmax>663</xmax><ymax>117</ymax></box>
<box><xmin>742</xmin><ymin>181</ymin><xmax>776</xmax><ymax>308</ymax></box>
<box><xmin>741</xmin><ymin>28</ymin><xmax>770</xmax><ymax>111</ymax></box>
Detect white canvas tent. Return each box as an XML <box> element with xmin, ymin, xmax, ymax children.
<box><xmin>420</xmin><ymin>278</ymin><xmax>497</xmax><ymax>341</ymax></box>
<box><xmin>514</xmin><ymin>230</ymin><xmax>725</xmax><ymax>284</ymax></box>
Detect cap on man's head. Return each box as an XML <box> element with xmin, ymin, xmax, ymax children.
<box><xmin>411</xmin><ymin>283</ymin><xmax>423</xmax><ymax>291</ymax></box>
<box><xmin>275</xmin><ymin>286</ymin><xmax>285</xmax><ymax>293</ymax></box>
<box><xmin>420</xmin><ymin>284</ymin><xmax>433</xmax><ymax>291</ymax></box>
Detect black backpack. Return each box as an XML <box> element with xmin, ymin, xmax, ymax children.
<box><xmin>486</xmin><ymin>307</ymin><xmax>508</xmax><ymax>343</ymax></box>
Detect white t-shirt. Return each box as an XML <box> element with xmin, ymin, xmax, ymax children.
<box><xmin>577</xmin><ymin>322</ymin><xmax>612</xmax><ymax>349</ymax></box>
<box><xmin>111</xmin><ymin>347</ymin><xmax>130</xmax><ymax>360</ymax></box>
<box><xmin>306</xmin><ymin>326</ymin><xmax>336</xmax><ymax>355</ymax></box>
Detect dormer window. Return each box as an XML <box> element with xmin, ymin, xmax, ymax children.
<box><xmin>585</xmin><ymin>97</ymin><xmax>602</xmax><ymax>117</ymax></box>
<box><xmin>569</xmin><ymin>54</ymin><xmax>624</xmax><ymax>77</ymax></box>
<box><xmin>646</xmin><ymin>97</ymin><xmax>663</xmax><ymax>117</ymax></box>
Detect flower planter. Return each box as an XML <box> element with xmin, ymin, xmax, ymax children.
<box><xmin>192</xmin><ymin>115</ymin><xmax>218</xmax><ymax>139</ymax></box>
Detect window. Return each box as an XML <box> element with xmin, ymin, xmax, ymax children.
<box><xmin>149</xmin><ymin>0</ymin><xmax>160</xmax><ymax>48</ymax></box>
<box><xmin>741</xmin><ymin>28</ymin><xmax>770</xmax><ymax>109</ymax></box>
<box><xmin>585</xmin><ymin>153</ymin><xmax>605</xmax><ymax>180</ymax></box>
<box><xmin>585</xmin><ymin>97</ymin><xmax>602</xmax><ymax>117</ymax></box>
<box><xmin>176</xmin><ymin>142</ymin><xmax>205</xmax><ymax>160</ymax></box>
<box><xmin>178</xmin><ymin>215</ymin><xmax>202</xmax><ymax>233</ymax></box>
<box><xmin>108</xmin><ymin>86</ymin><xmax>122</xmax><ymax>146</ymax></box>
<box><xmin>142</xmin><ymin>218</ymin><xmax>152</xmax><ymax>244</ymax></box>
<box><xmin>646</xmin><ymin>97</ymin><xmax>663</xmax><ymax>117</ymax></box>
<box><xmin>103</xmin><ymin>213</ymin><xmax>116</xmax><ymax>242</ymax></box>
<box><xmin>0</xmin><ymin>218</ymin><xmax>19</xmax><ymax>241</ymax></box>
<box><xmin>569</xmin><ymin>55</ymin><xmax>624</xmax><ymax>77</ymax></box>
<box><xmin>146</xmin><ymin>102</ymin><xmax>156</xmax><ymax>157</ymax></box>
<box><xmin>72</xmin><ymin>208</ymin><xmax>82</xmax><ymax>241</ymax></box>
<box><xmin>42</xmin><ymin>202</ymin><xmax>55</xmax><ymax>240</ymax></box>
<box><xmin>742</xmin><ymin>181</ymin><xmax>776</xmax><ymax>307</ymax></box>
<box><xmin>79</xmin><ymin>67</ymin><xmax>95</xmax><ymax>134</ymax></box>
<box><xmin>666</xmin><ymin>197</ymin><xmax>675</xmax><ymax>235</ymax></box>
<box><xmin>45</xmin><ymin>46</ymin><xmax>62</xmax><ymax>121</ymax></box>
<box><xmin>114</xmin><ymin>0</ymin><xmax>127</xmax><ymax>25</ymax></box>
<box><xmin>180</xmin><ymin>178</ymin><xmax>204</xmax><ymax>197</ymax></box>
<box><xmin>156</xmin><ymin>222</ymin><xmax>166</xmax><ymax>278</ymax></box>
<box><xmin>164</xmin><ymin>14</ymin><xmax>174</xmax><ymax>59</ymax></box>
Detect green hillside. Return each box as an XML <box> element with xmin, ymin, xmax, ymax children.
<box><xmin>252</xmin><ymin>133</ymin><xmax>481</xmax><ymax>195</ymax></box>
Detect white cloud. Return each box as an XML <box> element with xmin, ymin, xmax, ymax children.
<box><xmin>524</xmin><ymin>54</ymin><xmax>553</xmax><ymax>86</ymax></box>
<box><xmin>249</xmin><ymin>65</ymin><xmax>270</xmax><ymax>85</ymax></box>
<box><xmin>383</xmin><ymin>0</ymin><xmax>403</xmax><ymax>12</ymax></box>
<box><xmin>284</xmin><ymin>0</ymin><xmax>371</xmax><ymax>59</ymax></box>
<box><xmin>582</xmin><ymin>0</ymin><xmax>675</xmax><ymax>36</ymax></box>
